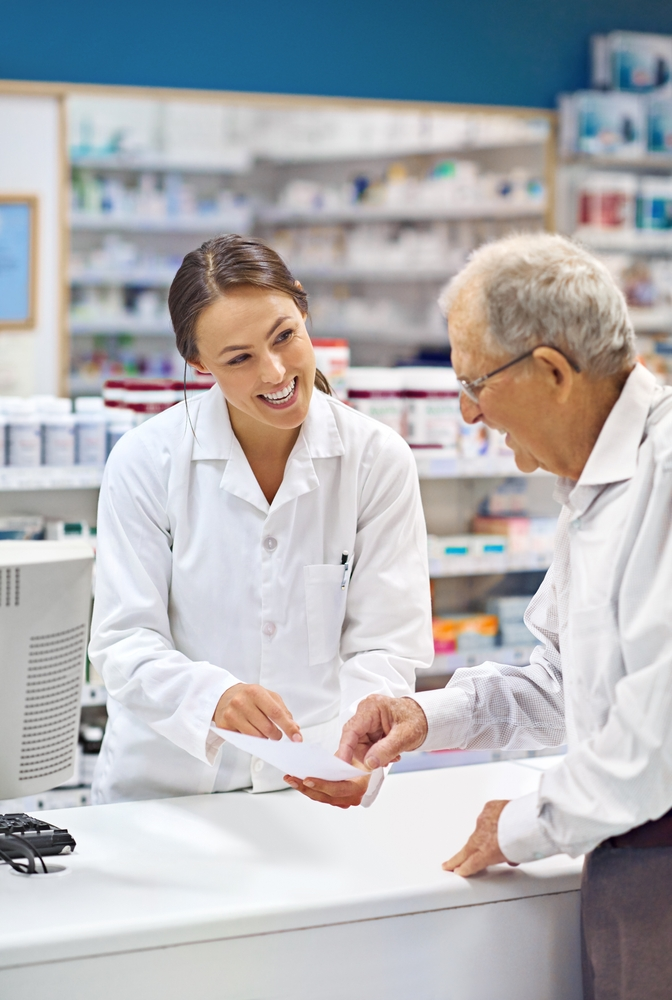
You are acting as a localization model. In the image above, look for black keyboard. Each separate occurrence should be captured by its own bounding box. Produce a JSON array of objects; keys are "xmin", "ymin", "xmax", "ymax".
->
[{"xmin": 0, "ymin": 813, "xmax": 76, "ymax": 858}]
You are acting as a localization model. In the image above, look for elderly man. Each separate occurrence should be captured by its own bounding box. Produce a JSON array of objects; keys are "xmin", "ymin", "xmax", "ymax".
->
[{"xmin": 290, "ymin": 233, "xmax": 672, "ymax": 1000}]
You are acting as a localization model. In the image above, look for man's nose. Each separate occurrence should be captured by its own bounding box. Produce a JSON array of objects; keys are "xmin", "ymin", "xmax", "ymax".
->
[{"xmin": 460, "ymin": 391, "xmax": 484, "ymax": 425}]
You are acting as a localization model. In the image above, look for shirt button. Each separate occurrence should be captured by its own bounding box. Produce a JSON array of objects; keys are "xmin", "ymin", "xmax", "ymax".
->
[
  {"xmin": 263, "ymin": 536, "xmax": 278, "ymax": 551},
  {"xmin": 253, "ymin": 760, "xmax": 264, "ymax": 774},
  {"xmin": 262, "ymin": 621, "xmax": 276, "ymax": 637}
]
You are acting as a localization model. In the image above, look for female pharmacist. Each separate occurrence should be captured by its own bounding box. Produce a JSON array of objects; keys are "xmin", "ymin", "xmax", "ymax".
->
[{"xmin": 89, "ymin": 235, "xmax": 433, "ymax": 806}]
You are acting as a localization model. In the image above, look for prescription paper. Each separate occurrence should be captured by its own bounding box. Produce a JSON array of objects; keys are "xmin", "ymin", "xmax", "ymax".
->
[{"xmin": 211, "ymin": 726, "xmax": 363, "ymax": 781}]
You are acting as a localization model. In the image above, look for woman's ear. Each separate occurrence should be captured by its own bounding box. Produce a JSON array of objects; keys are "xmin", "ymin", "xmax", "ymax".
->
[{"xmin": 189, "ymin": 360, "xmax": 211, "ymax": 376}]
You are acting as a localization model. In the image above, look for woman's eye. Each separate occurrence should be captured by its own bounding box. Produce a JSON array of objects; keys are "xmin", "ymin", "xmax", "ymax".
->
[
  {"xmin": 227, "ymin": 353, "xmax": 250, "ymax": 366},
  {"xmin": 275, "ymin": 329, "xmax": 293, "ymax": 345}
]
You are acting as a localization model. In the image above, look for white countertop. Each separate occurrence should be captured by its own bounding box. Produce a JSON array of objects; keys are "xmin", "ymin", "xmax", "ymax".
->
[{"xmin": 0, "ymin": 758, "xmax": 581, "ymax": 970}]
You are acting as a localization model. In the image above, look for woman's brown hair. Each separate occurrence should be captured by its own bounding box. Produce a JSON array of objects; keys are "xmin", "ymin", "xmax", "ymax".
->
[{"xmin": 168, "ymin": 234, "xmax": 332, "ymax": 395}]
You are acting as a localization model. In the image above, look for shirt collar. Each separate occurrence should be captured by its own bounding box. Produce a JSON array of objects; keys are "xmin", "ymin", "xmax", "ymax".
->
[
  {"xmin": 190, "ymin": 385, "xmax": 345, "ymax": 462},
  {"xmin": 575, "ymin": 363, "xmax": 657, "ymax": 489}
]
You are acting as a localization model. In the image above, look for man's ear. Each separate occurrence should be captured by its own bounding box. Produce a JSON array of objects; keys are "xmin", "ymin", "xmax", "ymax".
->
[{"xmin": 533, "ymin": 347, "xmax": 576, "ymax": 404}]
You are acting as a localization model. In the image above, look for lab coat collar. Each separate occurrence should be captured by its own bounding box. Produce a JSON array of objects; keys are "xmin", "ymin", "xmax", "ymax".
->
[
  {"xmin": 190, "ymin": 385, "xmax": 345, "ymax": 515},
  {"xmin": 268, "ymin": 390, "xmax": 345, "ymax": 513}
]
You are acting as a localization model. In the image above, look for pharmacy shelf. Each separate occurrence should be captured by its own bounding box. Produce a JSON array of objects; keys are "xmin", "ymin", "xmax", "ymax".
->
[
  {"xmin": 0, "ymin": 467, "xmax": 103, "ymax": 491},
  {"xmin": 294, "ymin": 266, "xmax": 454, "ymax": 283},
  {"xmin": 561, "ymin": 153, "xmax": 672, "ymax": 173},
  {"xmin": 70, "ymin": 212, "xmax": 252, "ymax": 233},
  {"xmin": 574, "ymin": 228, "xmax": 672, "ymax": 256},
  {"xmin": 71, "ymin": 152, "xmax": 251, "ymax": 174},
  {"xmin": 70, "ymin": 268, "xmax": 178, "ymax": 287},
  {"xmin": 70, "ymin": 266, "xmax": 452, "ymax": 287},
  {"xmin": 257, "ymin": 201, "xmax": 547, "ymax": 226},
  {"xmin": 311, "ymin": 326, "xmax": 442, "ymax": 344},
  {"xmin": 427, "ymin": 644, "xmax": 535, "ymax": 677},
  {"xmin": 429, "ymin": 552, "xmax": 551, "ymax": 578},
  {"xmin": 81, "ymin": 683, "xmax": 107, "ymax": 707},
  {"xmin": 413, "ymin": 449, "xmax": 553, "ymax": 479},
  {"xmin": 70, "ymin": 317, "xmax": 173, "ymax": 336},
  {"xmin": 265, "ymin": 131, "xmax": 549, "ymax": 166},
  {"xmin": 629, "ymin": 307, "xmax": 672, "ymax": 334}
]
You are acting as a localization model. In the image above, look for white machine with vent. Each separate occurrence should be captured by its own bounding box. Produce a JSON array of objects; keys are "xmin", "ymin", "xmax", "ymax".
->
[{"xmin": 0, "ymin": 541, "xmax": 94, "ymax": 799}]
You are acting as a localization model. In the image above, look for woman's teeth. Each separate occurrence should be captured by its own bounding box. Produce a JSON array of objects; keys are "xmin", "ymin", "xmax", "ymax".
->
[{"xmin": 261, "ymin": 378, "xmax": 296, "ymax": 404}]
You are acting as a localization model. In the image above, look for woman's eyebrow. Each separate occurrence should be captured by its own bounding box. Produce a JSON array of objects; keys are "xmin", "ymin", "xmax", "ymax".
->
[{"xmin": 217, "ymin": 316, "xmax": 292, "ymax": 357}]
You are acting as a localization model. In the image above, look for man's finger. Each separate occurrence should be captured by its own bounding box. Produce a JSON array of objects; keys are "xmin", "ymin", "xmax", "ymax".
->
[
  {"xmin": 453, "ymin": 850, "xmax": 490, "ymax": 877},
  {"xmin": 336, "ymin": 727, "xmax": 362, "ymax": 763},
  {"xmin": 337, "ymin": 705, "xmax": 382, "ymax": 762},
  {"xmin": 442, "ymin": 843, "xmax": 470, "ymax": 872},
  {"xmin": 362, "ymin": 729, "xmax": 411, "ymax": 769}
]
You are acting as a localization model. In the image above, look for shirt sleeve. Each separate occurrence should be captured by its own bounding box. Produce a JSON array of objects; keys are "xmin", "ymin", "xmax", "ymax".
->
[
  {"xmin": 413, "ymin": 562, "xmax": 566, "ymax": 753},
  {"xmin": 338, "ymin": 430, "xmax": 434, "ymax": 722},
  {"xmin": 88, "ymin": 430, "xmax": 239, "ymax": 765}
]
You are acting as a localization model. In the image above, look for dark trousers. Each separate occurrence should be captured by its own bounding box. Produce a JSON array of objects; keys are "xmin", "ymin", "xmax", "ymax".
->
[{"xmin": 581, "ymin": 843, "xmax": 672, "ymax": 1000}]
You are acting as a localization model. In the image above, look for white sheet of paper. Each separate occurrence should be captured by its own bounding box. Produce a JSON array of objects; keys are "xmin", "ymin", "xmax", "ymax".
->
[{"xmin": 211, "ymin": 726, "xmax": 363, "ymax": 782}]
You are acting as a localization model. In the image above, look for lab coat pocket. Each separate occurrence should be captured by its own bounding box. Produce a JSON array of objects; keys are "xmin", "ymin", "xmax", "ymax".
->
[{"xmin": 304, "ymin": 564, "xmax": 347, "ymax": 666}]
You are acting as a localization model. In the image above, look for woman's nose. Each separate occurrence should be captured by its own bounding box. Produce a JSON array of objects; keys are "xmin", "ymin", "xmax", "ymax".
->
[{"xmin": 260, "ymin": 352, "xmax": 286, "ymax": 384}]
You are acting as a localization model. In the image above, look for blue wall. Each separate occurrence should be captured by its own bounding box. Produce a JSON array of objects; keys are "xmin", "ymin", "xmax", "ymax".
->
[{"xmin": 2, "ymin": 0, "xmax": 672, "ymax": 109}]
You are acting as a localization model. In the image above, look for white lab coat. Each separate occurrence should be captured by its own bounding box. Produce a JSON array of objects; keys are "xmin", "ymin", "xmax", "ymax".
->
[{"xmin": 90, "ymin": 386, "xmax": 433, "ymax": 803}]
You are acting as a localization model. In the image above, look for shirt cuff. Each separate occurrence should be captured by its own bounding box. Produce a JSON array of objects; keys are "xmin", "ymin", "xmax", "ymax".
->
[
  {"xmin": 411, "ymin": 687, "xmax": 471, "ymax": 751},
  {"xmin": 498, "ymin": 791, "xmax": 559, "ymax": 864}
]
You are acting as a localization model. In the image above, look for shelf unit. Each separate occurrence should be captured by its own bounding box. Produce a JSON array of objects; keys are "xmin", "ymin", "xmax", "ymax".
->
[
  {"xmin": 0, "ymin": 466, "xmax": 103, "ymax": 490},
  {"xmin": 556, "ymin": 151, "xmax": 672, "ymax": 347},
  {"xmin": 71, "ymin": 211, "xmax": 252, "ymax": 233},
  {"xmin": 66, "ymin": 94, "xmax": 552, "ymax": 380},
  {"xmin": 426, "ymin": 644, "xmax": 535, "ymax": 677},
  {"xmin": 429, "ymin": 552, "xmax": 552, "ymax": 579},
  {"xmin": 256, "ymin": 201, "xmax": 546, "ymax": 226}
]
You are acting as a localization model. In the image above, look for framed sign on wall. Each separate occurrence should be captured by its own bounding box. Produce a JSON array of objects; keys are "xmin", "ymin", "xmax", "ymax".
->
[{"xmin": 0, "ymin": 196, "xmax": 38, "ymax": 329}]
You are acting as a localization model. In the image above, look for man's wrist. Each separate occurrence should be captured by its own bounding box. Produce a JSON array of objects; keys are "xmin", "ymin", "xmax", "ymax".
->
[
  {"xmin": 497, "ymin": 792, "xmax": 558, "ymax": 864},
  {"xmin": 401, "ymin": 696, "xmax": 429, "ymax": 749},
  {"xmin": 411, "ymin": 686, "xmax": 471, "ymax": 751}
]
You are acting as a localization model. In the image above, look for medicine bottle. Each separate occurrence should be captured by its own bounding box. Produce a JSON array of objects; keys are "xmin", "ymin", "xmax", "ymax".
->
[
  {"xmin": 74, "ymin": 397, "xmax": 108, "ymax": 467},
  {"xmin": 403, "ymin": 366, "xmax": 460, "ymax": 452},
  {"xmin": 5, "ymin": 399, "xmax": 42, "ymax": 467},
  {"xmin": 40, "ymin": 398, "xmax": 76, "ymax": 467},
  {"xmin": 347, "ymin": 368, "xmax": 405, "ymax": 436},
  {"xmin": 106, "ymin": 409, "xmax": 135, "ymax": 456}
]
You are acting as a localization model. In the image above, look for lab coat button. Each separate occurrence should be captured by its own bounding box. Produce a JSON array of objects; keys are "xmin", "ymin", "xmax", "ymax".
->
[
  {"xmin": 262, "ymin": 621, "xmax": 276, "ymax": 637},
  {"xmin": 253, "ymin": 760, "xmax": 264, "ymax": 773},
  {"xmin": 263, "ymin": 536, "xmax": 278, "ymax": 551}
]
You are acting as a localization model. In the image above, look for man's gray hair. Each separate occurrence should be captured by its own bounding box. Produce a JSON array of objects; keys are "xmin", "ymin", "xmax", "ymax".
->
[{"xmin": 438, "ymin": 233, "xmax": 636, "ymax": 378}]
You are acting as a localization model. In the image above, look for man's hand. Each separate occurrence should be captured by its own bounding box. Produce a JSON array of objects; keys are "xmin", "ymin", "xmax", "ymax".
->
[
  {"xmin": 213, "ymin": 683, "xmax": 302, "ymax": 742},
  {"xmin": 283, "ymin": 773, "xmax": 370, "ymax": 808},
  {"xmin": 442, "ymin": 800, "xmax": 512, "ymax": 877},
  {"xmin": 337, "ymin": 694, "xmax": 428, "ymax": 770}
]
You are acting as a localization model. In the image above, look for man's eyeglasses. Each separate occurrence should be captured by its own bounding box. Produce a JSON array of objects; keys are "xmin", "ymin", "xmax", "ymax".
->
[{"xmin": 457, "ymin": 345, "xmax": 581, "ymax": 404}]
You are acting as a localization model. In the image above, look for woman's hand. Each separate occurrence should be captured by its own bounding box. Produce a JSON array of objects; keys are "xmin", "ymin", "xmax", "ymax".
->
[
  {"xmin": 213, "ymin": 683, "xmax": 302, "ymax": 741},
  {"xmin": 283, "ymin": 773, "xmax": 371, "ymax": 808}
]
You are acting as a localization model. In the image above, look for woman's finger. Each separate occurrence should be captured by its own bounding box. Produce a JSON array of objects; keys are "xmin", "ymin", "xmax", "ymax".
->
[
  {"xmin": 258, "ymin": 690, "xmax": 302, "ymax": 741},
  {"xmin": 227, "ymin": 701, "xmax": 283, "ymax": 740}
]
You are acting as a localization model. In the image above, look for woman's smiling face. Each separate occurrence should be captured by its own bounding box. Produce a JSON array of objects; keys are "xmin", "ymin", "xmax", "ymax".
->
[{"xmin": 191, "ymin": 285, "xmax": 316, "ymax": 430}]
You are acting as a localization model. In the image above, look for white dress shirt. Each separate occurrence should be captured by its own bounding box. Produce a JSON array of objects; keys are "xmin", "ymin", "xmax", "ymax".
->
[
  {"xmin": 415, "ymin": 363, "xmax": 672, "ymax": 862},
  {"xmin": 90, "ymin": 386, "xmax": 433, "ymax": 804}
]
